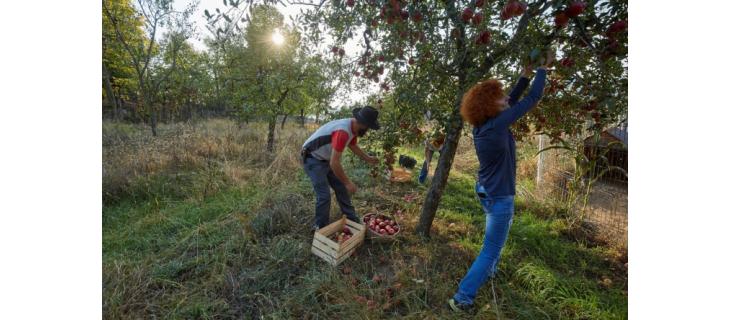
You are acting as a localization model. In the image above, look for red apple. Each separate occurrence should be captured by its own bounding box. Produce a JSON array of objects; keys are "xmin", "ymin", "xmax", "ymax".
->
[
  {"xmin": 554, "ymin": 11, "xmax": 569, "ymax": 28},
  {"xmin": 607, "ymin": 20, "xmax": 628, "ymax": 37},
  {"xmin": 346, "ymin": 0, "xmax": 354, "ymax": 7},
  {"xmin": 476, "ymin": 0, "xmax": 484, "ymax": 7},
  {"xmin": 475, "ymin": 30, "xmax": 491, "ymax": 45},
  {"xmin": 372, "ymin": 274, "xmax": 382, "ymax": 283},
  {"xmin": 371, "ymin": 19, "xmax": 379, "ymax": 27},
  {"xmin": 461, "ymin": 8, "xmax": 474, "ymax": 23},
  {"xmin": 505, "ymin": 1, "xmax": 521, "ymax": 16},
  {"xmin": 500, "ymin": 8, "xmax": 510, "ymax": 20},
  {"xmin": 408, "ymin": 57, "xmax": 415, "ymax": 65},
  {"xmin": 331, "ymin": 46, "xmax": 339, "ymax": 53},
  {"xmin": 343, "ymin": 226, "xmax": 352, "ymax": 235},
  {"xmin": 517, "ymin": 1, "xmax": 527, "ymax": 15},
  {"xmin": 560, "ymin": 57, "xmax": 575, "ymax": 67},
  {"xmin": 566, "ymin": 1, "xmax": 586, "ymax": 18},
  {"xmin": 400, "ymin": 10, "xmax": 409, "ymax": 20},
  {"xmin": 338, "ymin": 48, "xmax": 345, "ymax": 56},
  {"xmin": 412, "ymin": 11, "xmax": 423, "ymax": 23},
  {"xmin": 472, "ymin": 12, "xmax": 483, "ymax": 25}
]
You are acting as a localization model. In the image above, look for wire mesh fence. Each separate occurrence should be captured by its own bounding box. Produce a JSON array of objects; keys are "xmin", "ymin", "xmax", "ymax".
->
[{"xmin": 529, "ymin": 134, "xmax": 628, "ymax": 247}]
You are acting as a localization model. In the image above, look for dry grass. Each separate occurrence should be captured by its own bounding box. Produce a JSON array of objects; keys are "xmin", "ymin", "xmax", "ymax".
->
[{"xmin": 102, "ymin": 119, "xmax": 308, "ymax": 204}]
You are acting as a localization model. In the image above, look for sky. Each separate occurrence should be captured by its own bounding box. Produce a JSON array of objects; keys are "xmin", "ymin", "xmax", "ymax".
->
[{"xmin": 172, "ymin": 0, "xmax": 375, "ymax": 108}]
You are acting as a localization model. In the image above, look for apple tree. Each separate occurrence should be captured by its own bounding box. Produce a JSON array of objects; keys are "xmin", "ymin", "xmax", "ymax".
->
[{"xmin": 294, "ymin": 0, "xmax": 627, "ymax": 237}]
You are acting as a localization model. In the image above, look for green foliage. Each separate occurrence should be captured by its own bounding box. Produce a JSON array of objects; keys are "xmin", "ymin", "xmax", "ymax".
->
[
  {"xmin": 293, "ymin": 0, "xmax": 627, "ymax": 146},
  {"xmin": 102, "ymin": 0, "xmax": 147, "ymax": 102}
]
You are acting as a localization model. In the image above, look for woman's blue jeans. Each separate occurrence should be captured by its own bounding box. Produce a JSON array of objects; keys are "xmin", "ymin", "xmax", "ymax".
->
[{"xmin": 453, "ymin": 183, "xmax": 515, "ymax": 305}]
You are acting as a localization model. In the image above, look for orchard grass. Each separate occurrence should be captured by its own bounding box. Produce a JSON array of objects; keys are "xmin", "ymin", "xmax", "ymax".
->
[{"xmin": 103, "ymin": 119, "xmax": 627, "ymax": 319}]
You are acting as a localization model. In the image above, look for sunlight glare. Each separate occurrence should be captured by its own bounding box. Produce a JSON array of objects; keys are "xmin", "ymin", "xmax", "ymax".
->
[{"xmin": 272, "ymin": 30, "xmax": 285, "ymax": 46}]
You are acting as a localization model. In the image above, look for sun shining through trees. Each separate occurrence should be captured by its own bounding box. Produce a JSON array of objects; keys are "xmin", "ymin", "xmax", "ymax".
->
[{"xmin": 271, "ymin": 29, "xmax": 284, "ymax": 46}]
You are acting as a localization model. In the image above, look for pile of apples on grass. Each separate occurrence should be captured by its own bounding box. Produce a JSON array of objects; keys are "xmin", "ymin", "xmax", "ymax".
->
[{"xmin": 364, "ymin": 214, "xmax": 400, "ymax": 236}]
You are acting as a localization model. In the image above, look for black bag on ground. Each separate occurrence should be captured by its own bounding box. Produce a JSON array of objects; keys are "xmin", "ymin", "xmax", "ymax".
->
[{"xmin": 398, "ymin": 155, "xmax": 417, "ymax": 169}]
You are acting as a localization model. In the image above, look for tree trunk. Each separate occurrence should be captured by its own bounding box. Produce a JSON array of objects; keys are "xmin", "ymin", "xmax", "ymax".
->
[
  {"xmin": 102, "ymin": 62, "xmax": 119, "ymax": 120},
  {"xmin": 150, "ymin": 107, "xmax": 158, "ymax": 137},
  {"xmin": 280, "ymin": 113, "xmax": 289, "ymax": 129},
  {"xmin": 266, "ymin": 116, "xmax": 276, "ymax": 153},
  {"xmin": 300, "ymin": 108, "xmax": 305, "ymax": 127},
  {"xmin": 415, "ymin": 98, "xmax": 465, "ymax": 237},
  {"xmin": 416, "ymin": 62, "xmax": 470, "ymax": 237}
]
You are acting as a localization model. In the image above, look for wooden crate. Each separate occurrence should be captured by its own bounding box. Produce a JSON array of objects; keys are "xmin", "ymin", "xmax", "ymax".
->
[
  {"xmin": 311, "ymin": 217, "xmax": 366, "ymax": 266},
  {"xmin": 389, "ymin": 167, "xmax": 412, "ymax": 183}
]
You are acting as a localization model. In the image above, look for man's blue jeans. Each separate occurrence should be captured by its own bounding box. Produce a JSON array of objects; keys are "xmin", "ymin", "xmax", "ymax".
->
[
  {"xmin": 453, "ymin": 183, "xmax": 515, "ymax": 305},
  {"xmin": 303, "ymin": 156, "xmax": 359, "ymax": 228}
]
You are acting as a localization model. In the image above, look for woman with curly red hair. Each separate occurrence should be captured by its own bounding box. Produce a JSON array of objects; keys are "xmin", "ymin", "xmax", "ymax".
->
[{"xmin": 449, "ymin": 52, "xmax": 554, "ymax": 313}]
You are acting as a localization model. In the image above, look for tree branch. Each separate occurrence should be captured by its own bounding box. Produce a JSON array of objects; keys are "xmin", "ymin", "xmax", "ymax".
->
[{"xmin": 480, "ymin": 0, "xmax": 551, "ymax": 74}]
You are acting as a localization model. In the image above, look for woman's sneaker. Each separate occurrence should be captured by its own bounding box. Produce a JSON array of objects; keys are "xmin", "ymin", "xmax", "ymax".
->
[{"xmin": 448, "ymin": 298, "xmax": 474, "ymax": 314}]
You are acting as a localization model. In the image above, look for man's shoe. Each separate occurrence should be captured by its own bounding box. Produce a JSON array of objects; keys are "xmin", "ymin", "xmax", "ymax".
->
[{"xmin": 448, "ymin": 298, "xmax": 474, "ymax": 314}]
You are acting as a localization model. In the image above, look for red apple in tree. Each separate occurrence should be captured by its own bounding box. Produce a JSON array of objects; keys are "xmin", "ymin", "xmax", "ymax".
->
[
  {"xmin": 516, "ymin": 1, "xmax": 527, "ymax": 15},
  {"xmin": 408, "ymin": 57, "xmax": 415, "ymax": 65},
  {"xmin": 607, "ymin": 20, "xmax": 628, "ymax": 38},
  {"xmin": 461, "ymin": 8, "xmax": 474, "ymax": 23},
  {"xmin": 346, "ymin": 0, "xmax": 354, "ymax": 7},
  {"xmin": 378, "ymin": 55, "xmax": 385, "ymax": 62},
  {"xmin": 505, "ymin": 0, "xmax": 522, "ymax": 17},
  {"xmin": 475, "ymin": 30, "xmax": 491, "ymax": 45},
  {"xmin": 554, "ymin": 11, "xmax": 569, "ymax": 28},
  {"xmin": 560, "ymin": 57, "xmax": 575, "ymax": 67},
  {"xmin": 566, "ymin": 1, "xmax": 586, "ymax": 18},
  {"xmin": 476, "ymin": 0, "xmax": 484, "ymax": 7},
  {"xmin": 412, "ymin": 11, "xmax": 423, "ymax": 23},
  {"xmin": 500, "ymin": 8, "xmax": 510, "ymax": 20},
  {"xmin": 472, "ymin": 12, "xmax": 483, "ymax": 25},
  {"xmin": 371, "ymin": 19, "xmax": 379, "ymax": 27},
  {"xmin": 338, "ymin": 48, "xmax": 345, "ymax": 56},
  {"xmin": 331, "ymin": 46, "xmax": 339, "ymax": 53},
  {"xmin": 400, "ymin": 10, "xmax": 409, "ymax": 20}
]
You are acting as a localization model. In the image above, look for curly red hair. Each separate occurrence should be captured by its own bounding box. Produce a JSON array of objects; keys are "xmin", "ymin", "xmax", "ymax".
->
[{"xmin": 460, "ymin": 79, "xmax": 505, "ymax": 127}]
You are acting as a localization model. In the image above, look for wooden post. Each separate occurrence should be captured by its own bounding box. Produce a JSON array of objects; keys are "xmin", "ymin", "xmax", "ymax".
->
[{"xmin": 537, "ymin": 134, "xmax": 546, "ymax": 187}]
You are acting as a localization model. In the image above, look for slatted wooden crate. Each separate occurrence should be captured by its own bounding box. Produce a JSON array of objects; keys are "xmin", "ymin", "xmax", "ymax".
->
[
  {"xmin": 311, "ymin": 217, "xmax": 366, "ymax": 266},
  {"xmin": 389, "ymin": 167, "xmax": 412, "ymax": 183}
]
